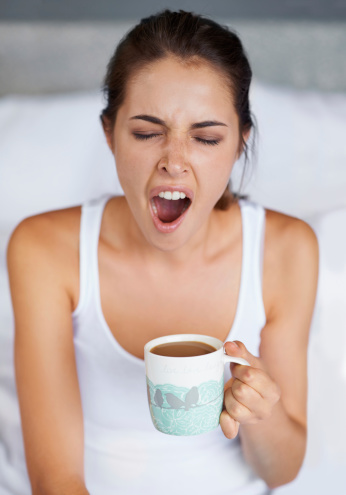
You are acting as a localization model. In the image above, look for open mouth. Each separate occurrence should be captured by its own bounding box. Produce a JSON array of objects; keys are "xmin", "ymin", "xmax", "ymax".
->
[
  {"xmin": 150, "ymin": 189, "xmax": 192, "ymax": 232},
  {"xmin": 151, "ymin": 191, "xmax": 191, "ymax": 223}
]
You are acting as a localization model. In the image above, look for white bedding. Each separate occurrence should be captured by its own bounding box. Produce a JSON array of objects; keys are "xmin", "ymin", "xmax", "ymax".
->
[{"xmin": 1, "ymin": 81, "xmax": 346, "ymax": 494}]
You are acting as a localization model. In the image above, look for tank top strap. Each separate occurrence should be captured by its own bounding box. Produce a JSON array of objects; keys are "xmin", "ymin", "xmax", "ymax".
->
[
  {"xmin": 72, "ymin": 195, "xmax": 112, "ymax": 318},
  {"xmin": 239, "ymin": 199, "xmax": 266, "ymax": 308},
  {"xmin": 227, "ymin": 199, "xmax": 266, "ymax": 356}
]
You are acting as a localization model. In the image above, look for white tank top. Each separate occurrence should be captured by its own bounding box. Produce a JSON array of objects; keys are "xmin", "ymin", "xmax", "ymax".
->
[{"xmin": 72, "ymin": 195, "xmax": 269, "ymax": 495}]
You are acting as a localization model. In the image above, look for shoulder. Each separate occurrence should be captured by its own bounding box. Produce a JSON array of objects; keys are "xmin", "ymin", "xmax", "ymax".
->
[
  {"xmin": 8, "ymin": 206, "xmax": 81, "ymax": 261},
  {"xmin": 7, "ymin": 207, "xmax": 81, "ymax": 306},
  {"xmin": 265, "ymin": 209, "xmax": 318, "ymax": 263},
  {"xmin": 265, "ymin": 209, "xmax": 318, "ymax": 259},
  {"xmin": 263, "ymin": 209, "xmax": 319, "ymax": 318}
]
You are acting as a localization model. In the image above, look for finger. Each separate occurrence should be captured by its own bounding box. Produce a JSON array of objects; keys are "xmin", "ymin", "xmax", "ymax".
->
[
  {"xmin": 224, "ymin": 340, "xmax": 261, "ymax": 369},
  {"xmin": 231, "ymin": 378, "xmax": 272, "ymax": 421},
  {"xmin": 224, "ymin": 384, "xmax": 253, "ymax": 423},
  {"xmin": 232, "ymin": 375, "xmax": 262, "ymax": 404},
  {"xmin": 232, "ymin": 365, "xmax": 281, "ymax": 403},
  {"xmin": 224, "ymin": 376, "xmax": 234, "ymax": 392},
  {"xmin": 219, "ymin": 410, "xmax": 240, "ymax": 439},
  {"xmin": 225, "ymin": 340, "xmax": 281, "ymax": 405}
]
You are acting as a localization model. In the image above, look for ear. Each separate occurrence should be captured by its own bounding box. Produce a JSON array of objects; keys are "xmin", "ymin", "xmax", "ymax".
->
[
  {"xmin": 236, "ymin": 127, "xmax": 251, "ymax": 160},
  {"xmin": 243, "ymin": 127, "xmax": 251, "ymax": 144},
  {"xmin": 101, "ymin": 115, "xmax": 115, "ymax": 153}
]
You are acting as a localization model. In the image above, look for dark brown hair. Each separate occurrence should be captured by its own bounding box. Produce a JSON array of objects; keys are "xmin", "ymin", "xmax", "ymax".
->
[{"xmin": 101, "ymin": 9, "xmax": 255, "ymax": 209}]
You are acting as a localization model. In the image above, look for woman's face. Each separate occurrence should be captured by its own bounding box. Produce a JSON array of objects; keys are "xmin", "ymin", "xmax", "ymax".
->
[{"xmin": 107, "ymin": 56, "xmax": 244, "ymax": 252}]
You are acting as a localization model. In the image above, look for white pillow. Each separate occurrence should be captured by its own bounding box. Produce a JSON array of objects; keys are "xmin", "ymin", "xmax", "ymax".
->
[
  {"xmin": 273, "ymin": 207, "xmax": 346, "ymax": 494},
  {"xmin": 1, "ymin": 83, "xmax": 346, "ymax": 228},
  {"xmin": 1, "ymin": 85, "xmax": 346, "ymax": 492},
  {"xmin": 233, "ymin": 81, "xmax": 346, "ymax": 219},
  {"xmin": 0, "ymin": 91, "xmax": 122, "ymax": 229}
]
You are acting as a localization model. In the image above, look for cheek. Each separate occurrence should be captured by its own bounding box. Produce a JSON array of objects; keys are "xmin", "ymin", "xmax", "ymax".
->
[
  {"xmin": 116, "ymin": 161, "xmax": 140, "ymax": 196},
  {"xmin": 199, "ymin": 152, "xmax": 235, "ymax": 194},
  {"xmin": 114, "ymin": 148, "xmax": 153, "ymax": 203},
  {"xmin": 114, "ymin": 139, "xmax": 140, "ymax": 181}
]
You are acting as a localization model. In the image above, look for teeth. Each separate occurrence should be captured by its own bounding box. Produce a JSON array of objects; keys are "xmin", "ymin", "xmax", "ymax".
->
[
  {"xmin": 157, "ymin": 191, "xmax": 187, "ymax": 200},
  {"xmin": 151, "ymin": 198, "xmax": 158, "ymax": 215}
]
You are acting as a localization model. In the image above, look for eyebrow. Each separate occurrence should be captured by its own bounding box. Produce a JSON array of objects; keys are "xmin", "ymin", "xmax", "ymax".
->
[{"xmin": 130, "ymin": 114, "xmax": 227, "ymax": 129}]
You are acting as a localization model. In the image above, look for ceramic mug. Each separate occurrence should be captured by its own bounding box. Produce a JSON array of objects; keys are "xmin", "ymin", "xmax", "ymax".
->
[{"xmin": 144, "ymin": 334, "xmax": 250, "ymax": 436}]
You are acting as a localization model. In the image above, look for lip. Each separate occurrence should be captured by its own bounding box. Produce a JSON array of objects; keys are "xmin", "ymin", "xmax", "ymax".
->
[{"xmin": 149, "ymin": 185, "xmax": 193, "ymax": 234}]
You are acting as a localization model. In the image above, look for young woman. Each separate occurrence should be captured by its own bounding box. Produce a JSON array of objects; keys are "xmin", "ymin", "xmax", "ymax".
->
[{"xmin": 7, "ymin": 10, "xmax": 318, "ymax": 495}]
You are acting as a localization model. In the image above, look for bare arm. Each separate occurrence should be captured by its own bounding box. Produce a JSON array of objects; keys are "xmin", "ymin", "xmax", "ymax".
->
[
  {"xmin": 220, "ymin": 214, "xmax": 319, "ymax": 488},
  {"xmin": 7, "ymin": 212, "xmax": 90, "ymax": 495}
]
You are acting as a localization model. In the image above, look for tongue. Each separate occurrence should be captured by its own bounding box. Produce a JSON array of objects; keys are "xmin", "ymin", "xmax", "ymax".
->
[{"xmin": 153, "ymin": 197, "xmax": 189, "ymax": 223}]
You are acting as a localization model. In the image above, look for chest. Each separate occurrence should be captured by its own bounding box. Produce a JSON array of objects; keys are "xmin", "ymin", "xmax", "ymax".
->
[{"xmin": 98, "ymin": 249, "xmax": 242, "ymax": 360}]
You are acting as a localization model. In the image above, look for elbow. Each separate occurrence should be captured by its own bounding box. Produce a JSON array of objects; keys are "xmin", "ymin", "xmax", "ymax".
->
[
  {"xmin": 267, "ymin": 426, "xmax": 307, "ymax": 489},
  {"xmin": 267, "ymin": 478, "xmax": 296, "ymax": 491},
  {"xmin": 265, "ymin": 465, "xmax": 302, "ymax": 490},
  {"xmin": 32, "ymin": 474, "xmax": 88, "ymax": 495}
]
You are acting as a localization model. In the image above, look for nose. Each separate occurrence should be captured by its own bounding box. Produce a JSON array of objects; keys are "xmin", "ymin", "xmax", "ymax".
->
[{"xmin": 158, "ymin": 137, "xmax": 189, "ymax": 177}]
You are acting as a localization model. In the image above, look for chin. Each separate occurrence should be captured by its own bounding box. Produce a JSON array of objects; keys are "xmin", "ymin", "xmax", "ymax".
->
[{"xmin": 145, "ymin": 229, "xmax": 191, "ymax": 253}]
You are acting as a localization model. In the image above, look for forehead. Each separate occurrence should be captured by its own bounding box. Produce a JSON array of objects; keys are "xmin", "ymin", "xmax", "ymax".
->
[{"xmin": 119, "ymin": 56, "xmax": 236, "ymax": 125}]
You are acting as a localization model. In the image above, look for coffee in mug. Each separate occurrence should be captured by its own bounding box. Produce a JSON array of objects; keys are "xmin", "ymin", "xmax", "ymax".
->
[{"xmin": 150, "ymin": 341, "xmax": 217, "ymax": 357}]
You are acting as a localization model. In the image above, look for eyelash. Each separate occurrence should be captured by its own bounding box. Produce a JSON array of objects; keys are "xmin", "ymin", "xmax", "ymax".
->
[
  {"xmin": 133, "ymin": 133, "xmax": 220, "ymax": 146},
  {"xmin": 195, "ymin": 137, "xmax": 220, "ymax": 146}
]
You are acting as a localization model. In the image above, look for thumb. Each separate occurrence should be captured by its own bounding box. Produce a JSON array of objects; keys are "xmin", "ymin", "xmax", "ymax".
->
[{"xmin": 224, "ymin": 340, "xmax": 260, "ymax": 368}]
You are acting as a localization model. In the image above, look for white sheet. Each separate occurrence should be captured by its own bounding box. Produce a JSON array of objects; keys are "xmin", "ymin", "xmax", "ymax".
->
[
  {"xmin": 1, "ymin": 82, "xmax": 346, "ymax": 494},
  {"xmin": 273, "ymin": 209, "xmax": 346, "ymax": 494}
]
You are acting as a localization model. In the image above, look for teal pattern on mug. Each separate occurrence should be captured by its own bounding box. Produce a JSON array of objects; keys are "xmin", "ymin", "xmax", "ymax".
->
[{"xmin": 146, "ymin": 377, "xmax": 224, "ymax": 435}]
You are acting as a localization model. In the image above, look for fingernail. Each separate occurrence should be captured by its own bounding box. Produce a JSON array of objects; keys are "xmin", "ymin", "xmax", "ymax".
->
[{"xmin": 231, "ymin": 341, "xmax": 240, "ymax": 349}]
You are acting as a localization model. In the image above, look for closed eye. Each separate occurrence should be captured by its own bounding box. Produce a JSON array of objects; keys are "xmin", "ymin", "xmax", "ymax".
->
[
  {"xmin": 133, "ymin": 133, "xmax": 161, "ymax": 141},
  {"xmin": 194, "ymin": 137, "xmax": 220, "ymax": 146},
  {"xmin": 133, "ymin": 133, "xmax": 220, "ymax": 146}
]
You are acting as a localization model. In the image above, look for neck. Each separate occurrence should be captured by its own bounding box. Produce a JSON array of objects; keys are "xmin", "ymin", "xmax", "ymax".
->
[
  {"xmin": 132, "ymin": 213, "xmax": 215, "ymax": 268},
  {"xmin": 107, "ymin": 196, "xmax": 238, "ymax": 268}
]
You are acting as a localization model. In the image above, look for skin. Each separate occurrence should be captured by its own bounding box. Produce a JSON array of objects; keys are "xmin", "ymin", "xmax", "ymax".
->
[
  {"xmin": 109, "ymin": 57, "xmax": 242, "ymax": 255},
  {"xmin": 7, "ymin": 56, "xmax": 318, "ymax": 494}
]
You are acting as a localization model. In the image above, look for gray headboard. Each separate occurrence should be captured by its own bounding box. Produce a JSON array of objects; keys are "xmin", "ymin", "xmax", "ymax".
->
[{"xmin": 1, "ymin": 19, "xmax": 346, "ymax": 96}]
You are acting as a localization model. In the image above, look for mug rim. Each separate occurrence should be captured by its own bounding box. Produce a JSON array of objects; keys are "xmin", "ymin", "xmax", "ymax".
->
[{"xmin": 144, "ymin": 333, "xmax": 223, "ymax": 358}]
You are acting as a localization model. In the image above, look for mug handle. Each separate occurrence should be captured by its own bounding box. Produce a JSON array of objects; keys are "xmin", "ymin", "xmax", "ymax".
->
[{"xmin": 223, "ymin": 353, "xmax": 250, "ymax": 367}]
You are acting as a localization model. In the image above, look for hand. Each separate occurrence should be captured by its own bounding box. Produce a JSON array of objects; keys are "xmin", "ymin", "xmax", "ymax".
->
[{"xmin": 220, "ymin": 341, "xmax": 281, "ymax": 439}]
